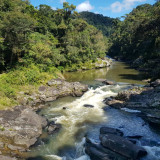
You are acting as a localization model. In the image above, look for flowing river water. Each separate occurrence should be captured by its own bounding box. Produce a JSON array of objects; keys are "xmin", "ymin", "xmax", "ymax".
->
[{"xmin": 27, "ymin": 61, "xmax": 160, "ymax": 160}]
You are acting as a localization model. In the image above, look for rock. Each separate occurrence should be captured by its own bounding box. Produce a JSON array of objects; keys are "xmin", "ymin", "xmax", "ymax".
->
[
  {"xmin": 72, "ymin": 82, "xmax": 88, "ymax": 97},
  {"xmin": 105, "ymin": 99, "xmax": 124, "ymax": 109},
  {"xmin": 102, "ymin": 80, "xmax": 115, "ymax": 85},
  {"xmin": 0, "ymin": 106, "xmax": 47, "ymax": 157},
  {"xmin": 0, "ymin": 142, "xmax": 4, "ymax": 149},
  {"xmin": 100, "ymin": 134, "xmax": 147, "ymax": 159},
  {"xmin": 47, "ymin": 78, "xmax": 64, "ymax": 86},
  {"xmin": 141, "ymin": 110, "xmax": 160, "ymax": 126},
  {"xmin": 115, "ymin": 91, "xmax": 131, "ymax": 101},
  {"xmin": 83, "ymin": 104, "xmax": 94, "ymax": 108},
  {"xmin": 47, "ymin": 121, "xmax": 61, "ymax": 134},
  {"xmin": 126, "ymin": 135, "xmax": 143, "ymax": 139},
  {"xmin": 38, "ymin": 86, "xmax": 46, "ymax": 92},
  {"xmin": 8, "ymin": 144, "xmax": 25, "ymax": 152},
  {"xmin": 85, "ymin": 138, "xmax": 128, "ymax": 160},
  {"xmin": 150, "ymin": 79, "xmax": 160, "ymax": 87},
  {"xmin": 21, "ymin": 79, "xmax": 88, "ymax": 106},
  {"xmin": 100, "ymin": 127, "xmax": 123, "ymax": 136},
  {"xmin": 0, "ymin": 155, "xmax": 17, "ymax": 160},
  {"xmin": 95, "ymin": 58, "xmax": 112, "ymax": 69}
]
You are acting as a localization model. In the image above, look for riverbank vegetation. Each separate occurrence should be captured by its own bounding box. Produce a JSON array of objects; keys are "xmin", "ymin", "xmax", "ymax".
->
[
  {"xmin": 0, "ymin": 0, "xmax": 108, "ymax": 109},
  {"xmin": 80, "ymin": 2, "xmax": 160, "ymax": 79},
  {"xmin": 108, "ymin": 2, "xmax": 160, "ymax": 79},
  {"xmin": 0, "ymin": 0, "xmax": 160, "ymax": 109}
]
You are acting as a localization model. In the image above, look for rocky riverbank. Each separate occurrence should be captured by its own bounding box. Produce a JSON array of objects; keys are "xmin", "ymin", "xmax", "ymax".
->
[
  {"xmin": 65, "ymin": 57, "xmax": 112, "ymax": 72},
  {"xmin": 84, "ymin": 79, "xmax": 160, "ymax": 160},
  {"xmin": 0, "ymin": 79, "xmax": 88, "ymax": 159},
  {"xmin": 85, "ymin": 127, "xmax": 147, "ymax": 160},
  {"xmin": 17, "ymin": 78, "xmax": 88, "ymax": 109},
  {"xmin": 104, "ymin": 79, "xmax": 160, "ymax": 127}
]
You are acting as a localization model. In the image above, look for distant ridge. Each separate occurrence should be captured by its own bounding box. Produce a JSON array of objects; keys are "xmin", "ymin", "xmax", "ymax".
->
[{"xmin": 80, "ymin": 11, "xmax": 116, "ymax": 36}]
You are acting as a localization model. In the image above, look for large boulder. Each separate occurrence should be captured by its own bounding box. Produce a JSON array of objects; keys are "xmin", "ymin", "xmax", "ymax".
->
[
  {"xmin": 0, "ymin": 106, "xmax": 47, "ymax": 157},
  {"xmin": 100, "ymin": 134, "xmax": 147, "ymax": 160},
  {"xmin": 85, "ymin": 138, "xmax": 128, "ymax": 160},
  {"xmin": 20, "ymin": 79, "xmax": 88, "ymax": 107},
  {"xmin": 95, "ymin": 58, "xmax": 112, "ymax": 69}
]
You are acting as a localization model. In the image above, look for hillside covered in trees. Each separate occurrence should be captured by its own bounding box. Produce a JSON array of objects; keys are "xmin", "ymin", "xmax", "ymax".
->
[
  {"xmin": 109, "ymin": 2, "xmax": 160, "ymax": 79},
  {"xmin": 80, "ymin": 11, "xmax": 116, "ymax": 37},
  {"xmin": 0, "ymin": 0, "xmax": 108, "ymax": 109},
  {"xmin": 0, "ymin": 0, "xmax": 108, "ymax": 71}
]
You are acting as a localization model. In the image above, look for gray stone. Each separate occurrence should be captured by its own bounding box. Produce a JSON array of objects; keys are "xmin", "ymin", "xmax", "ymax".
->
[
  {"xmin": 100, "ymin": 127, "xmax": 123, "ymax": 136},
  {"xmin": 102, "ymin": 80, "xmax": 115, "ymax": 85},
  {"xmin": 83, "ymin": 104, "xmax": 94, "ymax": 108},
  {"xmin": 0, "ymin": 155, "xmax": 17, "ymax": 160},
  {"xmin": 0, "ymin": 106, "xmax": 47, "ymax": 156},
  {"xmin": 100, "ymin": 134, "xmax": 147, "ymax": 159}
]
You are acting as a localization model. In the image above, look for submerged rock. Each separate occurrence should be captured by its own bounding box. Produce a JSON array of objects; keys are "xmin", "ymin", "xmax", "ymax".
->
[
  {"xmin": 100, "ymin": 127, "xmax": 123, "ymax": 136},
  {"xmin": 83, "ymin": 104, "xmax": 94, "ymax": 108},
  {"xmin": 102, "ymin": 80, "xmax": 115, "ymax": 85},
  {"xmin": 47, "ymin": 121, "xmax": 61, "ymax": 134}
]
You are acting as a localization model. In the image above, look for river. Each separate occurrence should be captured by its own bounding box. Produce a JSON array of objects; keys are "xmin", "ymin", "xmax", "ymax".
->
[{"xmin": 26, "ymin": 61, "xmax": 160, "ymax": 160}]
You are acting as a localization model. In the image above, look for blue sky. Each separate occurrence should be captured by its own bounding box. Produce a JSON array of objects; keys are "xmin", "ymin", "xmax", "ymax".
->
[{"xmin": 30, "ymin": 0, "xmax": 155, "ymax": 18}]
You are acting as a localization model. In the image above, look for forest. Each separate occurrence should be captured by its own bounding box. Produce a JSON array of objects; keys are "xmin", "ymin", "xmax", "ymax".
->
[
  {"xmin": 109, "ymin": 2, "xmax": 160, "ymax": 79},
  {"xmin": 80, "ymin": 3, "xmax": 160, "ymax": 79},
  {"xmin": 0, "ymin": 0, "xmax": 108, "ymax": 109},
  {"xmin": 0, "ymin": 0, "xmax": 160, "ymax": 109}
]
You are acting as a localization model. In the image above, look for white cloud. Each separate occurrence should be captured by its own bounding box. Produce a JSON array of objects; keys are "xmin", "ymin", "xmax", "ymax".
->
[
  {"xmin": 111, "ymin": 0, "xmax": 146, "ymax": 13},
  {"xmin": 77, "ymin": 1, "xmax": 94, "ymax": 12},
  {"xmin": 60, "ymin": 0, "xmax": 66, "ymax": 4},
  {"xmin": 51, "ymin": 7, "xmax": 56, "ymax": 10}
]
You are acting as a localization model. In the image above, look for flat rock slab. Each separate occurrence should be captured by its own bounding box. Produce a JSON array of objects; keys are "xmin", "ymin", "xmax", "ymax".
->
[
  {"xmin": 100, "ymin": 127, "xmax": 123, "ymax": 136},
  {"xmin": 20, "ymin": 79, "xmax": 88, "ymax": 107},
  {"xmin": 100, "ymin": 134, "xmax": 147, "ymax": 159}
]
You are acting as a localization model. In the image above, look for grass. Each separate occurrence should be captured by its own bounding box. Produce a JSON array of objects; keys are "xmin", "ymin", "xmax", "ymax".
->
[{"xmin": 0, "ymin": 64, "xmax": 62, "ymax": 110}]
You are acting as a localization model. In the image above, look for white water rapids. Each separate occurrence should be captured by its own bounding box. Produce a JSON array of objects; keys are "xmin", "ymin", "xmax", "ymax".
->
[
  {"xmin": 27, "ymin": 84, "xmax": 160, "ymax": 160},
  {"xmin": 46, "ymin": 85, "xmax": 118, "ymax": 155}
]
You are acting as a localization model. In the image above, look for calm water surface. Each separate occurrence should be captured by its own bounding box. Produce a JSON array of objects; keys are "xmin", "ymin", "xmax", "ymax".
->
[{"xmin": 63, "ymin": 61, "xmax": 146, "ymax": 85}]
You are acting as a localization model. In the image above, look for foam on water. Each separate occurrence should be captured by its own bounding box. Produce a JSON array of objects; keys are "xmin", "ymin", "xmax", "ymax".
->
[
  {"xmin": 44, "ymin": 85, "xmax": 117, "ymax": 154},
  {"xmin": 143, "ymin": 146, "xmax": 160, "ymax": 160}
]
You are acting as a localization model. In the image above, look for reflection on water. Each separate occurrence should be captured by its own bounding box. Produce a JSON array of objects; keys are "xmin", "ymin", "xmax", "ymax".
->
[{"xmin": 64, "ymin": 61, "xmax": 146, "ymax": 85}]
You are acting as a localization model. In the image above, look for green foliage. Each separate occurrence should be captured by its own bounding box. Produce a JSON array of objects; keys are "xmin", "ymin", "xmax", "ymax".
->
[
  {"xmin": 80, "ymin": 11, "xmax": 116, "ymax": 36},
  {"xmin": 109, "ymin": 2, "xmax": 160, "ymax": 78},
  {"xmin": 26, "ymin": 32, "xmax": 66, "ymax": 66},
  {"xmin": 0, "ymin": 0, "xmax": 107, "ymax": 71},
  {"xmin": 0, "ymin": 64, "xmax": 59, "ymax": 109},
  {"xmin": 0, "ymin": 0, "xmax": 108, "ymax": 109}
]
